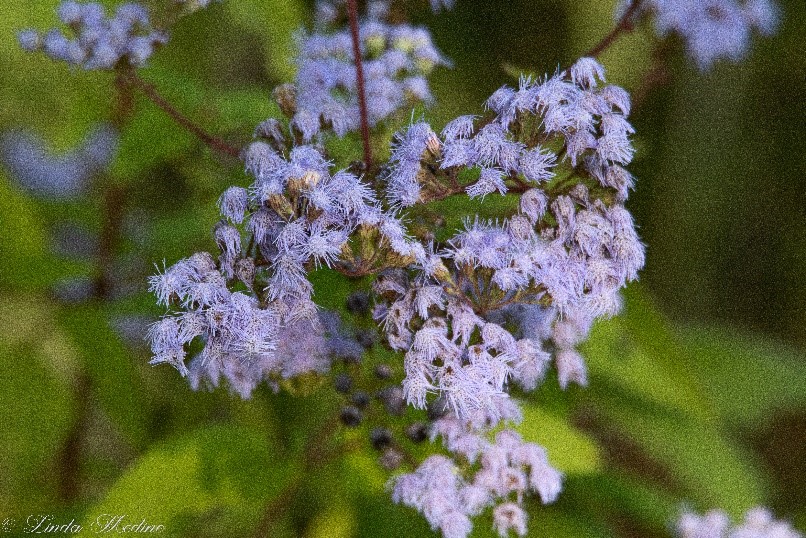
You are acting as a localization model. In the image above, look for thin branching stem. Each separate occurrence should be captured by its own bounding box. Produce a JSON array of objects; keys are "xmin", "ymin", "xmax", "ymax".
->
[
  {"xmin": 57, "ymin": 78, "xmax": 135, "ymax": 504},
  {"xmin": 346, "ymin": 0, "xmax": 373, "ymax": 170},
  {"xmin": 584, "ymin": 0, "xmax": 643, "ymax": 59},
  {"xmin": 56, "ymin": 372, "xmax": 90, "ymax": 504},
  {"xmin": 121, "ymin": 70, "xmax": 241, "ymax": 159}
]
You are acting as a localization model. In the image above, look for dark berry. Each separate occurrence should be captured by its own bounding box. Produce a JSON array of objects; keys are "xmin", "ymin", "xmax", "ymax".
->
[
  {"xmin": 405, "ymin": 422, "xmax": 428, "ymax": 443},
  {"xmin": 427, "ymin": 397, "xmax": 448, "ymax": 421},
  {"xmin": 379, "ymin": 448, "xmax": 404, "ymax": 471},
  {"xmin": 374, "ymin": 364, "xmax": 393, "ymax": 380},
  {"xmin": 340, "ymin": 406, "xmax": 362, "ymax": 427},
  {"xmin": 352, "ymin": 390, "xmax": 370, "ymax": 408},
  {"xmin": 331, "ymin": 339, "xmax": 363, "ymax": 365},
  {"xmin": 356, "ymin": 329, "xmax": 377, "ymax": 349},
  {"xmin": 346, "ymin": 291, "xmax": 370, "ymax": 316},
  {"xmin": 370, "ymin": 427, "xmax": 393, "ymax": 450},
  {"xmin": 334, "ymin": 373, "xmax": 352, "ymax": 394}
]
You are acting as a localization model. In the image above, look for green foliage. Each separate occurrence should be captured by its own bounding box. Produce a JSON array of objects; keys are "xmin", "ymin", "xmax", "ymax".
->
[
  {"xmin": 224, "ymin": 0, "xmax": 305, "ymax": 81},
  {"xmin": 0, "ymin": 176, "xmax": 55, "ymax": 291},
  {"xmin": 57, "ymin": 305, "xmax": 150, "ymax": 450},
  {"xmin": 517, "ymin": 405, "xmax": 602, "ymax": 475},
  {"xmin": 581, "ymin": 289, "xmax": 779, "ymax": 519},
  {"xmin": 677, "ymin": 326, "xmax": 806, "ymax": 428},
  {"xmin": 0, "ymin": 297, "xmax": 78, "ymax": 511},
  {"xmin": 86, "ymin": 425, "xmax": 296, "ymax": 534}
]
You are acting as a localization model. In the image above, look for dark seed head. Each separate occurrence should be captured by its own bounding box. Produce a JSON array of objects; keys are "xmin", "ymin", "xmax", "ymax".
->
[
  {"xmin": 334, "ymin": 373, "xmax": 353, "ymax": 394},
  {"xmin": 378, "ymin": 385, "xmax": 405, "ymax": 416},
  {"xmin": 356, "ymin": 329, "xmax": 377, "ymax": 349},
  {"xmin": 379, "ymin": 448, "xmax": 404, "ymax": 471},
  {"xmin": 340, "ymin": 406, "xmax": 362, "ymax": 427},
  {"xmin": 370, "ymin": 427, "xmax": 393, "ymax": 450},
  {"xmin": 331, "ymin": 338, "xmax": 364, "ymax": 365},
  {"xmin": 427, "ymin": 397, "xmax": 448, "ymax": 421},
  {"xmin": 405, "ymin": 422, "xmax": 429, "ymax": 443},
  {"xmin": 351, "ymin": 390, "xmax": 370, "ymax": 408},
  {"xmin": 346, "ymin": 291, "xmax": 371, "ymax": 316},
  {"xmin": 374, "ymin": 364, "xmax": 393, "ymax": 380}
]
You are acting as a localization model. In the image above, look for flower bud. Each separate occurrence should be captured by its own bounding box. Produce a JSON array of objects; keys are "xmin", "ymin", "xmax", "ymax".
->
[
  {"xmin": 235, "ymin": 258, "xmax": 256, "ymax": 289},
  {"xmin": 352, "ymin": 391, "xmax": 370, "ymax": 408},
  {"xmin": 356, "ymin": 329, "xmax": 376, "ymax": 349},
  {"xmin": 346, "ymin": 291, "xmax": 371, "ymax": 316},
  {"xmin": 287, "ymin": 170, "xmax": 321, "ymax": 195},
  {"xmin": 253, "ymin": 118, "xmax": 285, "ymax": 147},
  {"xmin": 405, "ymin": 422, "xmax": 428, "ymax": 443},
  {"xmin": 425, "ymin": 132, "xmax": 441, "ymax": 158},
  {"xmin": 267, "ymin": 194, "xmax": 295, "ymax": 220},
  {"xmin": 415, "ymin": 57, "xmax": 436, "ymax": 75},
  {"xmin": 392, "ymin": 36, "xmax": 415, "ymax": 54},
  {"xmin": 374, "ymin": 364, "xmax": 393, "ymax": 380},
  {"xmin": 379, "ymin": 448, "xmax": 404, "ymax": 471},
  {"xmin": 378, "ymin": 386, "xmax": 405, "ymax": 416},
  {"xmin": 273, "ymin": 83, "xmax": 297, "ymax": 118},
  {"xmin": 365, "ymin": 34, "xmax": 386, "ymax": 57}
]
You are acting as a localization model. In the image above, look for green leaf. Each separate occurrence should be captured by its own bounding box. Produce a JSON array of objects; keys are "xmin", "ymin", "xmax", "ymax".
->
[
  {"xmin": 563, "ymin": 0, "xmax": 653, "ymax": 88},
  {"xmin": 341, "ymin": 452, "xmax": 389, "ymax": 496},
  {"xmin": 0, "ymin": 0, "xmax": 110, "ymax": 145},
  {"xmin": 0, "ymin": 296, "xmax": 78, "ymax": 510},
  {"xmin": 57, "ymin": 305, "xmax": 149, "ymax": 450},
  {"xmin": 677, "ymin": 325, "xmax": 806, "ymax": 428},
  {"xmin": 352, "ymin": 494, "xmax": 433, "ymax": 538},
  {"xmin": 581, "ymin": 288, "xmax": 770, "ymax": 516},
  {"xmin": 0, "ymin": 177, "xmax": 56, "ymax": 291},
  {"xmin": 305, "ymin": 500, "xmax": 357, "ymax": 538},
  {"xmin": 518, "ymin": 405, "xmax": 602, "ymax": 475},
  {"xmin": 111, "ymin": 73, "xmax": 199, "ymax": 178},
  {"xmin": 309, "ymin": 268, "xmax": 358, "ymax": 312},
  {"xmin": 212, "ymin": 89, "xmax": 281, "ymax": 133},
  {"xmin": 224, "ymin": 0, "xmax": 305, "ymax": 81},
  {"xmin": 87, "ymin": 425, "xmax": 296, "ymax": 533},
  {"xmin": 602, "ymin": 404, "xmax": 768, "ymax": 517},
  {"xmin": 564, "ymin": 473, "xmax": 679, "ymax": 536},
  {"xmin": 582, "ymin": 286, "xmax": 715, "ymax": 422},
  {"xmin": 519, "ymin": 504, "xmax": 615, "ymax": 538}
]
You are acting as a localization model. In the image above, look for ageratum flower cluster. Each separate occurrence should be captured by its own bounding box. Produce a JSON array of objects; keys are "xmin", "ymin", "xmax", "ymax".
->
[
  {"xmin": 393, "ymin": 405, "xmax": 563, "ymax": 538},
  {"xmin": 377, "ymin": 58, "xmax": 643, "ymax": 537},
  {"xmin": 18, "ymin": 1, "xmax": 167, "ymax": 70},
  {"xmin": 619, "ymin": 0, "xmax": 779, "ymax": 70},
  {"xmin": 147, "ymin": 54, "xmax": 644, "ymax": 537},
  {"xmin": 0, "ymin": 124, "xmax": 117, "ymax": 199},
  {"xmin": 288, "ymin": 1, "xmax": 448, "ymax": 141},
  {"xmin": 381, "ymin": 58, "xmax": 643, "ymax": 419},
  {"xmin": 148, "ymin": 139, "xmax": 430, "ymax": 398},
  {"xmin": 16, "ymin": 0, "xmax": 793, "ymax": 536},
  {"xmin": 677, "ymin": 507, "xmax": 802, "ymax": 538}
]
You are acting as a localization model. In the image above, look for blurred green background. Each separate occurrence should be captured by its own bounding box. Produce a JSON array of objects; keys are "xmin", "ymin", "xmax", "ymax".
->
[{"xmin": 1, "ymin": 0, "xmax": 804, "ymax": 536}]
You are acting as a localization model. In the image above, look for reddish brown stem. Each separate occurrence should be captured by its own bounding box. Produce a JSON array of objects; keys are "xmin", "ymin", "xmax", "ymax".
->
[
  {"xmin": 112, "ymin": 72, "xmax": 135, "ymax": 129},
  {"xmin": 122, "ymin": 71, "xmax": 241, "ymax": 159},
  {"xmin": 584, "ymin": 0, "xmax": 643, "ymax": 59},
  {"xmin": 346, "ymin": 0, "xmax": 373, "ymax": 170},
  {"xmin": 93, "ymin": 184, "xmax": 126, "ymax": 298},
  {"xmin": 57, "ymin": 373, "xmax": 90, "ymax": 503},
  {"xmin": 56, "ymin": 78, "xmax": 135, "ymax": 504},
  {"xmin": 631, "ymin": 40, "xmax": 673, "ymax": 110}
]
